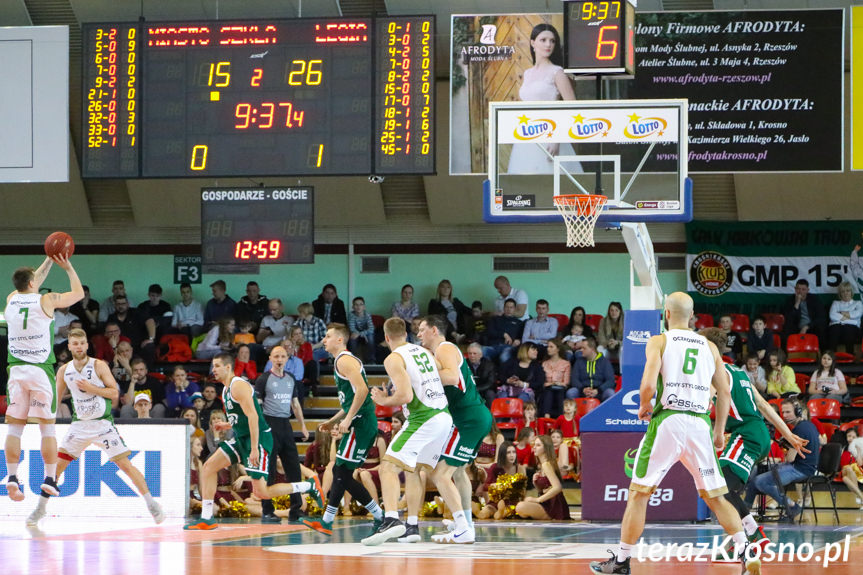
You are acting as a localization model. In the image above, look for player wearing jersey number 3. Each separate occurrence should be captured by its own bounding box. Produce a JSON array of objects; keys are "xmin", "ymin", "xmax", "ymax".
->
[
  {"xmin": 5, "ymin": 254, "xmax": 83, "ymax": 502},
  {"xmin": 590, "ymin": 292, "xmax": 761, "ymax": 575}
]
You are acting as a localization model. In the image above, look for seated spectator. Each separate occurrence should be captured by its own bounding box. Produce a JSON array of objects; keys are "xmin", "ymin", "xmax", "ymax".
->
[
  {"xmin": 497, "ymin": 342, "xmax": 543, "ymax": 402},
  {"xmin": 475, "ymin": 422, "xmax": 505, "ymax": 468},
  {"xmin": 199, "ymin": 383, "xmax": 224, "ymax": 430},
  {"xmin": 827, "ymin": 281, "xmax": 862, "ymax": 356},
  {"xmin": 348, "ymin": 296, "xmax": 376, "ymax": 363},
  {"xmin": 555, "ymin": 398, "xmax": 578, "ymax": 438},
  {"xmin": 783, "ymin": 278, "xmax": 826, "ymax": 345},
  {"xmin": 205, "ymin": 411, "xmax": 234, "ymax": 459},
  {"xmin": 743, "ymin": 354, "xmax": 768, "ymax": 395},
  {"xmin": 514, "ymin": 436, "xmax": 570, "ymax": 520},
  {"xmin": 109, "ymin": 340, "xmax": 134, "ymax": 395},
  {"xmin": 540, "ymin": 338, "xmax": 571, "ymax": 418},
  {"xmin": 482, "ymin": 298, "xmax": 523, "ymax": 363},
  {"xmin": 108, "ymin": 294, "xmax": 155, "ymax": 363},
  {"xmin": 464, "ymin": 300, "xmax": 488, "ymax": 344},
  {"xmin": 840, "ymin": 428, "xmax": 863, "ymax": 508},
  {"xmin": 294, "ymin": 302, "xmax": 329, "ymax": 361},
  {"xmin": 289, "ymin": 325, "xmax": 318, "ymax": 390},
  {"xmin": 182, "ymin": 406, "xmax": 206, "ymax": 440},
  {"xmin": 195, "ymin": 316, "xmax": 236, "ymax": 359},
  {"xmin": 234, "ymin": 344, "xmax": 258, "ymax": 381},
  {"xmin": 165, "ymin": 365, "xmax": 201, "ymax": 417},
  {"xmin": 313, "ymin": 283, "xmax": 347, "ymax": 325},
  {"xmin": 235, "ymin": 280, "xmax": 269, "ymax": 332},
  {"xmin": 596, "ymin": 301, "xmax": 624, "ymax": 360},
  {"xmin": 190, "ymin": 436, "xmax": 204, "ymax": 507},
  {"xmin": 133, "ymin": 393, "xmax": 152, "ymax": 419},
  {"xmin": 718, "ymin": 314, "xmax": 744, "ymax": 362},
  {"xmin": 99, "ymin": 279, "xmax": 136, "ymax": 323},
  {"xmin": 765, "ymin": 349, "xmax": 800, "ymax": 399},
  {"xmin": 493, "ymin": 275, "xmax": 530, "ymax": 321},
  {"xmin": 565, "ymin": 306, "xmax": 594, "ymax": 341},
  {"xmin": 53, "ymin": 306, "xmax": 79, "ymax": 355},
  {"xmin": 516, "ymin": 400, "xmax": 539, "ymax": 436},
  {"xmin": 744, "ymin": 398, "xmax": 820, "ymax": 521},
  {"xmin": 808, "ymin": 350, "xmax": 848, "ymax": 403},
  {"xmin": 172, "ymin": 282, "xmax": 205, "ymax": 339},
  {"xmin": 522, "ymin": 299, "xmax": 558, "ymax": 356},
  {"xmin": 69, "ymin": 284, "xmax": 100, "ymax": 336},
  {"xmin": 476, "ymin": 441, "xmax": 526, "ymax": 520},
  {"xmin": 561, "ymin": 322, "xmax": 587, "ymax": 359},
  {"xmin": 465, "ymin": 342, "xmax": 496, "ymax": 407},
  {"xmin": 120, "ymin": 357, "xmax": 167, "ymax": 418},
  {"xmin": 747, "ymin": 315, "xmax": 775, "ymax": 361},
  {"xmin": 257, "ymin": 298, "xmax": 293, "ymax": 352},
  {"xmin": 233, "ymin": 320, "xmax": 256, "ymax": 346},
  {"xmin": 390, "ymin": 284, "xmax": 419, "ymax": 324},
  {"xmin": 204, "ymin": 279, "xmax": 236, "ymax": 327},
  {"xmin": 514, "ymin": 427, "xmax": 537, "ymax": 467},
  {"xmin": 428, "ymin": 279, "xmax": 471, "ymax": 341},
  {"xmin": 567, "ymin": 337, "xmax": 616, "ymax": 402},
  {"xmin": 137, "ymin": 283, "xmax": 173, "ymax": 339}
]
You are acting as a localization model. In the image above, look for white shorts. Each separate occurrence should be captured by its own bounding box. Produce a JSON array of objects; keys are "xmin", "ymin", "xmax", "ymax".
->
[
  {"xmin": 384, "ymin": 411, "xmax": 453, "ymax": 472},
  {"xmin": 59, "ymin": 419, "xmax": 130, "ymax": 461},
  {"xmin": 630, "ymin": 411, "xmax": 728, "ymax": 499},
  {"xmin": 7, "ymin": 364, "xmax": 57, "ymax": 421}
]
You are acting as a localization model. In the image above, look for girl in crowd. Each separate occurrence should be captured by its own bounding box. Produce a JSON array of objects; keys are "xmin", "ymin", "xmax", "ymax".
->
[
  {"xmin": 427, "ymin": 279, "xmax": 470, "ymax": 341},
  {"xmin": 549, "ymin": 428, "xmax": 574, "ymax": 480},
  {"xmin": 164, "ymin": 365, "xmax": 200, "ymax": 417},
  {"xmin": 195, "ymin": 316, "xmax": 236, "ymax": 359},
  {"xmin": 596, "ymin": 302, "xmax": 624, "ymax": 360},
  {"xmin": 205, "ymin": 410, "xmax": 234, "ymax": 460},
  {"xmin": 391, "ymin": 284, "xmax": 419, "ymax": 324},
  {"xmin": 515, "ymin": 435, "xmax": 570, "ymax": 520},
  {"xmin": 475, "ymin": 420, "xmax": 506, "ymax": 468},
  {"xmin": 181, "ymin": 407, "xmax": 205, "ymax": 440},
  {"xmin": 517, "ymin": 400, "xmax": 539, "ymax": 436},
  {"xmin": 477, "ymin": 441, "xmax": 527, "ymax": 520},
  {"xmin": 498, "ymin": 342, "xmax": 544, "ymax": 402},
  {"xmin": 540, "ymin": 338, "xmax": 570, "ymax": 418},
  {"xmin": 514, "ymin": 427, "xmax": 537, "ymax": 469},
  {"xmin": 742, "ymin": 354, "xmax": 768, "ymax": 395},
  {"xmin": 808, "ymin": 350, "xmax": 848, "ymax": 403},
  {"xmin": 765, "ymin": 349, "xmax": 800, "ymax": 399},
  {"xmin": 565, "ymin": 306, "xmax": 595, "ymax": 341},
  {"xmin": 189, "ymin": 436, "xmax": 204, "ymax": 512}
]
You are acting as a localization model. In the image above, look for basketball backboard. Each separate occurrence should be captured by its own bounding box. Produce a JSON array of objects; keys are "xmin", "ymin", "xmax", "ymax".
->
[{"xmin": 484, "ymin": 99, "xmax": 691, "ymax": 223}]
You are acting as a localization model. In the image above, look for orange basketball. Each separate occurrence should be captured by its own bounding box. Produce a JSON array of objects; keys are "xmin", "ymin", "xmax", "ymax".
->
[{"xmin": 44, "ymin": 231, "xmax": 75, "ymax": 259}]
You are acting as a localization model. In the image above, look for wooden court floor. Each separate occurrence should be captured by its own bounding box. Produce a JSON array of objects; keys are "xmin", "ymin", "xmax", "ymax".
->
[{"xmin": 1, "ymin": 511, "xmax": 862, "ymax": 575}]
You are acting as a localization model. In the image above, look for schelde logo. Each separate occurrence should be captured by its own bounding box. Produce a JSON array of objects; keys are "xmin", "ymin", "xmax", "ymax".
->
[
  {"xmin": 621, "ymin": 389, "xmax": 640, "ymax": 416},
  {"xmin": 626, "ymin": 330, "xmax": 651, "ymax": 344},
  {"xmin": 514, "ymin": 115, "xmax": 556, "ymax": 141},
  {"xmin": 568, "ymin": 115, "xmax": 612, "ymax": 140},
  {"xmin": 690, "ymin": 251, "xmax": 734, "ymax": 296},
  {"xmin": 623, "ymin": 114, "xmax": 668, "ymax": 139}
]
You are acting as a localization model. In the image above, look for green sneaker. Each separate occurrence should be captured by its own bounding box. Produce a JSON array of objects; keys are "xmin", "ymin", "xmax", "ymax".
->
[
  {"xmin": 306, "ymin": 476, "xmax": 323, "ymax": 508},
  {"xmin": 184, "ymin": 517, "xmax": 218, "ymax": 530},
  {"xmin": 301, "ymin": 516, "xmax": 333, "ymax": 535}
]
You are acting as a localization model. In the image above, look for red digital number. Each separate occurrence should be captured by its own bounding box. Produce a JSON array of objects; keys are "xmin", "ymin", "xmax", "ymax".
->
[
  {"xmin": 234, "ymin": 240, "xmax": 253, "ymax": 259},
  {"xmin": 596, "ymin": 25, "xmax": 619, "ymax": 61},
  {"xmin": 268, "ymin": 241, "xmax": 281, "ymax": 258}
]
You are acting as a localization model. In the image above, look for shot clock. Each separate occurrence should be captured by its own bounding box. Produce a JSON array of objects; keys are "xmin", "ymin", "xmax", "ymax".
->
[
  {"xmin": 200, "ymin": 187, "xmax": 314, "ymax": 265},
  {"xmin": 563, "ymin": 0, "xmax": 636, "ymax": 75},
  {"xmin": 81, "ymin": 17, "xmax": 434, "ymax": 178}
]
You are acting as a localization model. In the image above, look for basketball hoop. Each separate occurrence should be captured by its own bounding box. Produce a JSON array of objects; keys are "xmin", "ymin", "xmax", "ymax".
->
[{"xmin": 552, "ymin": 194, "xmax": 608, "ymax": 248}]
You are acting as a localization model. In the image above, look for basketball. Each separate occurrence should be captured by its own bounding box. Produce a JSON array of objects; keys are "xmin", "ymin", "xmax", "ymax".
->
[{"xmin": 44, "ymin": 231, "xmax": 75, "ymax": 259}]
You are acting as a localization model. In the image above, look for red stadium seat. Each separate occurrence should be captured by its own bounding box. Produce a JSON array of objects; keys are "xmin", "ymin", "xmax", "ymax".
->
[
  {"xmin": 375, "ymin": 404, "xmax": 400, "ymax": 419},
  {"xmin": 722, "ymin": 355, "xmax": 734, "ymax": 364},
  {"xmin": 574, "ymin": 397, "xmax": 600, "ymax": 420},
  {"xmin": 729, "ymin": 313, "xmax": 750, "ymax": 334},
  {"xmin": 694, "ymin": 313, "xmax": 714, "ymax": 329},
  {"xmin": 614, "ymin": 375, "xmax": 622, "ymax": 392},
  {"xmin": 767, "ymin": 398, "xmax": 783, "ymax": 411},
  {"xmin": 786, "ymin": 334, "xmax": 819, "ymax": 363},
  {"xmin": 773, "ymin": 333, "xmax": 782, "ymax": 350},
  {"xmin": 377, "ymin": 420, "xmax": 392, "ymax": 434},
  {"xmin": 491, "ymin": 397, "xmax": 524, "ymax": 431},
  {"xmin": 371, "ymin": 314, "xmax": 385, "ymax": 329},
  {"xmin": 794, "ymin": 372, "xmax": 810, "ymax": 389},
  {"xmin": 548, "ymin": 314, "xmax": 569, "ymax": 335},
  {"xmin": 807, "ymin": 398, "xmax": 841, "ymax": 423},
  {"xmin": 834, "ymin": 352, "xmax": 854, "ymax": 364},
  {"xmin": 584, "ymin": 314, "xmax": 602, "ymax": 332}
]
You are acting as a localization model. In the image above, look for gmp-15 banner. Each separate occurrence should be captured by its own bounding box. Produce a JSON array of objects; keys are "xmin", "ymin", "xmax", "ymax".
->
[{"xmin": 686, "ymin": 221, "xmax": 863, "ymax": 297}]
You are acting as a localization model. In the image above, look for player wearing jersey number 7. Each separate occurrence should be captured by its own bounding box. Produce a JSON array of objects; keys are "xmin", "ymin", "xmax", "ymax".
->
[{"xmin": 590, "ymin": 292, "xmax": 760, "ymax": 575}]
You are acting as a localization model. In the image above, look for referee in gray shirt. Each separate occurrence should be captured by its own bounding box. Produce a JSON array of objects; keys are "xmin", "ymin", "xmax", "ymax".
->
[{"xmin": 255, "ymin": 345, "xmax": 309, "ymax": 522}]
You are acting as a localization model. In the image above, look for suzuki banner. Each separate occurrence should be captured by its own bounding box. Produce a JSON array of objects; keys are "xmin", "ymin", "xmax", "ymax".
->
[{"xmin": 0, "ymin": 422, "xmax": 188, "ymax": 518}]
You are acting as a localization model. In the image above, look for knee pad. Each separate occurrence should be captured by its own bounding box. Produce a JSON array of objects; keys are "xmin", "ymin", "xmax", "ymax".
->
[
  {"xmin": 39, "ymin": 423, "xmax": 56, "ymax": 438},
  {"xmin": 7, "ymin": 424, "xmax": 25, "ymax": 438}
]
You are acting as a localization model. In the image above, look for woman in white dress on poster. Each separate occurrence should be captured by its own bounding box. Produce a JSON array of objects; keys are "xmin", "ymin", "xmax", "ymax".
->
[{"xmin": 507, "ymin": 23, "xmax": 581, "ymax": 174}]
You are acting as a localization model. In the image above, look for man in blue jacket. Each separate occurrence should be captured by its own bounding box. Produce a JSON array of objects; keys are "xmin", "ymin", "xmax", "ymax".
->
[{"xmin": 566, "ymin": 337, "xmax": 615, "ymax": 402}]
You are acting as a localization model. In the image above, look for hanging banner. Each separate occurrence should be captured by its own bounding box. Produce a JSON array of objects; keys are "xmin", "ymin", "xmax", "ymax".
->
[
  {"xmin": 853, "ymin": 6, "xmax": 863, "ymax": 170},
  {"xmin": 686, "ymin": 221, "xmax": 863, "ymax": 296}
]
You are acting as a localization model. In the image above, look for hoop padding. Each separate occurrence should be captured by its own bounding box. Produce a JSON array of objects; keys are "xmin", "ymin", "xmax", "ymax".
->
[{"xmin": 552, "ymin": 194, "xmax": 608, "ymax": 248}]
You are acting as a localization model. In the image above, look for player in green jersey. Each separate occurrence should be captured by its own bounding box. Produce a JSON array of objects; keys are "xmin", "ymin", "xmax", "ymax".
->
[
  {"xmin": 300, "ymin": 323, "xmax": 384, "ymax": 536},
  {"xmin": 418, "ymin": 314, "xmax": 493, "ymax": 542},
  {"xmin": 185, "ymin": 352, "xmax": 321, "ymax": 530}
]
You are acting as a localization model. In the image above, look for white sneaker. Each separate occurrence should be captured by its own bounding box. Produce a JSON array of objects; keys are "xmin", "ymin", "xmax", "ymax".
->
[
  {"xmin": 432, "ymin": 526, "xmax": 475, "ymax": 544},
  {"xmin": 148, "ymin": 501, "xmax": 166, "ymax": 524},
  {"xmin": 26, "ymin": 507, "xmax": 46, "ymax": 527},
  {"xmin": 441, "ymin": 518, "xmax": 456, "ymax": 532}
]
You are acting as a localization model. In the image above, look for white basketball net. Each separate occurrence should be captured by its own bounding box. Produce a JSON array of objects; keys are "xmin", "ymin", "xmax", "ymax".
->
[{"xmin": 552, "ymin": 194, "xmax": 608, "ymax": 248}]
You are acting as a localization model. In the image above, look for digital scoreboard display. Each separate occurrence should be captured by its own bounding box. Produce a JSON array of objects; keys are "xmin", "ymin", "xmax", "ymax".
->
[
  {"xmin": 563, "ymin": 0, "xmax": 636, "ymax": 75},
  {"xmin": 82, "ymin": 17, "xmax": 435, "ymax": 178},
  {"xmin": 200, "ymin": 186, "xmax": 314, "ymax": 265}
]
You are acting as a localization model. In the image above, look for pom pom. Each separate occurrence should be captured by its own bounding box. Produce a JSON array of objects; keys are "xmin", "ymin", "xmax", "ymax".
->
[
  {"xmin": 488, "ymin": 473, "xmax": 528, "ymax": 504},
  {"xmin": 272, "ymin": 495, "xmax": 292, "ymax": 511},
  {"xmin": 216, "ymin": 500, "xmax": 251, "ymax": 518}
]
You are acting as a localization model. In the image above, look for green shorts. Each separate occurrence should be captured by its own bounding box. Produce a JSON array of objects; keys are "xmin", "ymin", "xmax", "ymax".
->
[
  {"xmin": 336, "ymin": 413, "xmax": 378, "ymax": 470},
  {"xmin": 720, "ymin": 422, "xmax": 771, "ymax": 483},
  {"xmin": 441, "ymin": 406, "xmax": 494, "ymax": 466},
  {"xmin": 219, "ymin": 431, "xmax": 274, "ymax": 480}
]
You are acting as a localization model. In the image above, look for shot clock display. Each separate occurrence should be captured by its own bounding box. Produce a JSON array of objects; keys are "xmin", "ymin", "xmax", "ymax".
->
[
  {"xmin": 81, "ymin": 17, "xmax": 434, "ymax": 178},
  {"xmin": 563, "ymin": 0, "xmax": 636, "ymax": 75},
  {"xmin": 201, "ymin": 186, "xmax": 314, "ymax": 265}
]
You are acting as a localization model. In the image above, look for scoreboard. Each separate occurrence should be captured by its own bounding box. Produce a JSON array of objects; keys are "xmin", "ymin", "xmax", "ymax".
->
[{"xmin": 82, "ymin": 17, "xmax": 435, "ymax": 178}]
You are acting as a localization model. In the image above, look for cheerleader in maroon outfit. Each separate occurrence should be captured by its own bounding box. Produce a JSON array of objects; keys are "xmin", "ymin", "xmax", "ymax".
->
[{"xmin": 515, "ymin": 435, "xmax": 570, "ymax": 520}]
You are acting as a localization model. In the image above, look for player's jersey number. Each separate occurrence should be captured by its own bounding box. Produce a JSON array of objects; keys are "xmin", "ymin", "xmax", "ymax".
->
[{"xmin": 412, "ymin": 352, "xmax": 434, "ymax": 374}]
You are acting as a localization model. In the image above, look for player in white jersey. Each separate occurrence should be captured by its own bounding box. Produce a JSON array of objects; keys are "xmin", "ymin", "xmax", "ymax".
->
[
  {"xmin": 590, "ymin": 292, "xmax": 760, "ymax": 575},
  {"xmin": 5, "ymin": 254, "xmax": 83, "ymax": 502},
  {"xmin": 25, "ymin": 329, "xmax": 165, "ymax": 526},
  {"xmin": 362, "ymin": 317, "xmax": 461, "ymax": 546}
]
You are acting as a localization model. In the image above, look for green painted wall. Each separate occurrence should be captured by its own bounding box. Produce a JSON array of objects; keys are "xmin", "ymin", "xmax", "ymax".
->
[{"xmin": 0, "ymin": 253, "xmax": 685, "ymax": 317}]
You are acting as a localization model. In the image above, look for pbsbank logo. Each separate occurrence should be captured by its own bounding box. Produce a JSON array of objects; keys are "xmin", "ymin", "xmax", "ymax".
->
[
  {"xmin": 690, "ymin": 250, "xmax": 734, "ymax": 296},
  {"xmin": 568, "ymin": 114, "xmax": 611, "ymax": 140},
  {"xmin": 626, "ymin": 330, "xmax": 651, "ymax": 344},
  {"xmin": 623, "ymin": 113, "xmax": 667, "ymax": 139},
  {"xmin": 514, "ymin": 115, "xmax": 556, "ymax": 141}
]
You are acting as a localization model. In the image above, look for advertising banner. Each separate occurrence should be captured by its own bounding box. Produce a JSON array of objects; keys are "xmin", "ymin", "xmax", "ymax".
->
[
  {"xmin": 0, "ymin": 422, "xmax": 188, "ymax": 518},
  {"xmin": 853, "ymin": 6, "xmax": 863, "ymax": 171},
  {"xmin": 686, "ymin": 220, "xmax": 863, "ymax": 298}
]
